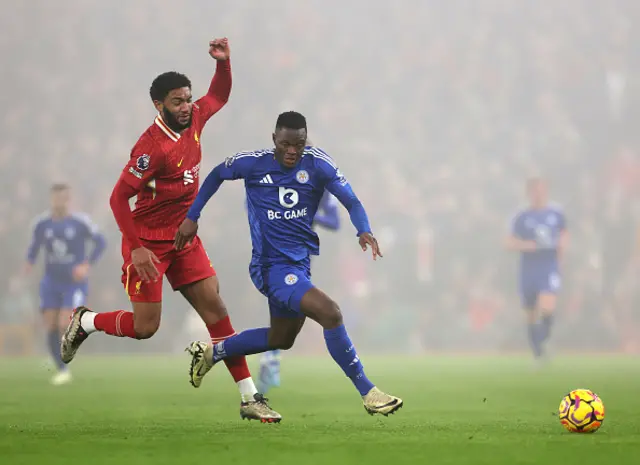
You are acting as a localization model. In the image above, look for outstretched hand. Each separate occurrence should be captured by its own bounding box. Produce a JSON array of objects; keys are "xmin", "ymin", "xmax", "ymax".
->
[
  {"xmin": 209, "ymin": 38, "xmax": 230, "ymax": 60},
  {"xmin": 358, "ymin": 232, "xmax": 382, "ymax": 261}
]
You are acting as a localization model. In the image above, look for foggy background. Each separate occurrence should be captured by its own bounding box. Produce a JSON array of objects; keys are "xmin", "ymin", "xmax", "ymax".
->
[{"xmin": 1, "ymin": 0, "xmax": 639, "ymax": 357}]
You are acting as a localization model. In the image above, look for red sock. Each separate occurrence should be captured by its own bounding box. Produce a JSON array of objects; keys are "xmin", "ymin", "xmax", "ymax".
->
[
  {"xmin": 207, "ymin": 316, "xmax": 252, "ymax": 382},
  {"xmin": 95, "ymin": 311, "xmax": 138, "ymax": 339}
]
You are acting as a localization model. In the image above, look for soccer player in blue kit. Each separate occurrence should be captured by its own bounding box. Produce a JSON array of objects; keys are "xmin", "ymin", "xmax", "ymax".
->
[
  {"xmin": 257, "ymin": 188, "xmax": 340, "ymax": 394},
  {"xmin": 506, "ymin": 178, "xmax": 567, "ymax": 361},
  {"xmin": 175, "ymin": 111, "xmax": 402, "ymax": 416},
  {"xmin": 24, "ymin": 184, "xmax": 106, "ymax": 384}
]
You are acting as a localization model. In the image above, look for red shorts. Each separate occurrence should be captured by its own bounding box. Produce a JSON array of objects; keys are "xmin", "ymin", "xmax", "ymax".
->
[{"xmin": 121, "ymin": 236, "xmax": 216, "ymax": 302}]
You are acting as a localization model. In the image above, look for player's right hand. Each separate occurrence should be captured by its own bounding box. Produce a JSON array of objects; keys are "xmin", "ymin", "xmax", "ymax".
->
[
  {"xmin": 174, "ymin": 218, "xmax": 198, "ymax": 251},
  {"xmin": 131, "ymin": 247, "xmax": 161, "ymax": 283},
  {"xmin": 209, "ymin": 38, "xmax": 230, "ymax": 60}
]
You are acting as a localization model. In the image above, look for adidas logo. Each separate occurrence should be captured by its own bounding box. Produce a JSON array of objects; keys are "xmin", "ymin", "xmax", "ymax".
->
[{"xmin": 259, "ymin": 174, "xmax": 274, "ymax": 184}]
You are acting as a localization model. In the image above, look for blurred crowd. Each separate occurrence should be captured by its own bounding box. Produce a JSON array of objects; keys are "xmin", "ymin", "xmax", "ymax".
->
[{"xmin": 1, "ymin": 0, "xmax": 640, "ymax": 355}]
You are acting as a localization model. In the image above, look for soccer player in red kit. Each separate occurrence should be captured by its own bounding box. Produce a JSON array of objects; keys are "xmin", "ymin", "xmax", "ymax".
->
[{"xmin": 60, "ymin": 38, "xmax": 281, "ymax": 422}]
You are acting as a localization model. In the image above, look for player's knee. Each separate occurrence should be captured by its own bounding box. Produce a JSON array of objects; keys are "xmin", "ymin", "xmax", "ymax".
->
[
  {"xmin": 321, "ymin": 301, "xmax": 343, "ymax": 329},
  {"xmin": 268, "ymin": 332, "xmax": 297, "ymax": 350},
  {"xmin": 134, "ymin": 321, "xmax": 160, "ymax": 340},
  {"xmin": 275, "ymin": 337, "xmax": 296, "ymax": 351}
]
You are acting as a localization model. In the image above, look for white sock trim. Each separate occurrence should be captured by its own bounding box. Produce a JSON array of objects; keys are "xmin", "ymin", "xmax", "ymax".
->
[
  {"xmin": 238, "ymin": 377, "xmax": 258, "ymax": 402},
  {"xmin": 80, "ymin": 311, "xmax": 97, "ymax": 334}
]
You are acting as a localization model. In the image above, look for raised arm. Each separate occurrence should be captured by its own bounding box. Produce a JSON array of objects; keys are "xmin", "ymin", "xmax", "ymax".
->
[{"xmin": 197, "ymin": 38, "xmax": 232, "ymax": 124}]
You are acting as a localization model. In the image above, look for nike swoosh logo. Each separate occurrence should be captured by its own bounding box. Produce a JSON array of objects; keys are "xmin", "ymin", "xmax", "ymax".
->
[
  {"xmin": 375, "ymin": 399, "xmax": 399, "ymax": 409},
  {"xmin": 195, "ymin": 361, "xmax": 208, "ymax": 377}
]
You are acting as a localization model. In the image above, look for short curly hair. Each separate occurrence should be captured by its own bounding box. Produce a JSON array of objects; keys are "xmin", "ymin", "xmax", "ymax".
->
[{"xmin": 149, "ymin": 71, "xmax": 192, "ymax": 102}]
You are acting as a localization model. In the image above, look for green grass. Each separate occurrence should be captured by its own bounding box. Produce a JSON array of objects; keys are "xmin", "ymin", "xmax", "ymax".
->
[{"xmin": 1, "ymin": 355, "xmax": 639, "ymax": 464}]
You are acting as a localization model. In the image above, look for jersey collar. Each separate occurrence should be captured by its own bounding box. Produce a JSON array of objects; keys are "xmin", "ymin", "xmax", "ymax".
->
[{"xmin": 154, "ymin": 115, "xmax": 181, "ymax": 142}]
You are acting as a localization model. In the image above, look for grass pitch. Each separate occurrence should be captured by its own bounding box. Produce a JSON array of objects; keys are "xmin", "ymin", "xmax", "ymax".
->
[{"xmin": 1, "ymin": 355, "xmax": 638, "ymax": 465}]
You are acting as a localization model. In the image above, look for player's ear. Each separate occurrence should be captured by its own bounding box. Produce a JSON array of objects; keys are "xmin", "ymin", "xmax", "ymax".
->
[
  {"xmin": 153, "ymin": 100, "xmax": 164, "ymax": 113},
  {"xmin": 272, "ymin": 133, "xmax": 276, "ymax": 146}
]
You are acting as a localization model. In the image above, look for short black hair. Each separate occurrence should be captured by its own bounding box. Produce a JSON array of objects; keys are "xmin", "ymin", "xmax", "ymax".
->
[
  {"xmin": 51, "ymin": 183, "xmax": 69, "ymax": 192},
  {"xmin": 149, "ymin": 72, "xmax": 192, "ymax": 102},
  {"xmin": 276, "ymin": 111, "xmax": 307, "ymax": 130}
]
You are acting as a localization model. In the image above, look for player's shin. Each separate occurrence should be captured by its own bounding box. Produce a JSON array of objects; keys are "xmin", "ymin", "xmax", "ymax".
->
[
  {"xmin": 47, "ymin": 330, "xmax": 66, "ymax": 371},
  {"xmin": 212, "ymin": 327, "xmax": 271, "ymax": 362},
  {"xmin": 207, "ymin": 316, "xmax": 258, "ymax": 401},
  {"xmin": 540, "ymin": 313, "xmax": 554, "ymax": 342},
  {"xmin": 90, "ymin": 311, "xmax": 138, "ymax": 338},
  {"xmin": 324, "ymin": 324, "xmax": 375, "ymax": 396},
  {"xmin": 527, "ymin": 322, "xmax": 543, "ymax": 358}
]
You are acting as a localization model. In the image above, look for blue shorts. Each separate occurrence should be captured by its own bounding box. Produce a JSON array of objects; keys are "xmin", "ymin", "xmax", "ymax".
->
[
  {"xmin": 250, "ymin": 257, "xmax": 314, "ymax": 319},
  {"xmin": 40, "ymin": 279, "xmax": 88, "ymax": 311},
  {"xmin": 520, "ymin": 271, "xmax": 561, "ymax": 309}
]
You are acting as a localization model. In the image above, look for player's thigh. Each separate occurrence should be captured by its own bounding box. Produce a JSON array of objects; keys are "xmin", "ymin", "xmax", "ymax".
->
[
  {"xmin": 538, "ymin": 271, "xmax": 561, "ymax": 314},
  {"xmin": 537, "ymin": 293, "xmax": 557, "ymax": 314},
  {"xmin": 131, "ymin": 301, "xmax": 163, "ymax": 338},
  {"xmin": 179, "ymin": 275, "xmax": 228, "ymax": 325},
  {"xmin": 260, "ymin": 259, "xmax": 314, "ymax": 319},
  {"xmin": 299, "ymin": 287, "xmax": 343, "ymax": 329},
  {"xmin": 166, "ymin": 235, "xmax": 216, "ymax": 292}
]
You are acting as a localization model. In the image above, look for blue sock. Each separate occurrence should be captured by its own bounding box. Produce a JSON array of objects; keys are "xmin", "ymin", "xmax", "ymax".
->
[
  {"xmin": 212, "ymin": 328, "xmax": 270, "ymax": 362},
  {"xmin": 540, "ymin": 314, "xmax": 554, "ymax": 342},
  {"xmin": 47, "ymin": 330, "xmax": 65, "ymax": 371},
  {"xmin": 527, "ymin": 323, "xmax": 542, "ymax": 358},
  {"xmin": 324, "ymin": 325, "xmax": 375, "ymax": 396}
]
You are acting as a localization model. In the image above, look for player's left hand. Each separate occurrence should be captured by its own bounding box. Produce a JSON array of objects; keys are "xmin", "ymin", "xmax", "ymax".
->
[
  {"xmin": 209, "ymin": 38, "xmax": 230, "ymax": 61},
  {"xmin": 359, "ymin": 232, "xmax": 382, "ymax": 261},
  {"xmin": 72, "ymin": 262, "xmax": 90, "ymax": 282},
  {"xmin": 174, "ymin": 218, "xmax": 198, "ymax": 251}
]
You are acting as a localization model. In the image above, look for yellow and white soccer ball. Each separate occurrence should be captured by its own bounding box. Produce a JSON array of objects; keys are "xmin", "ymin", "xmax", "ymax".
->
[{"xmin": 558, "ymin": 389, "xmax": 605, "ymax": 433}]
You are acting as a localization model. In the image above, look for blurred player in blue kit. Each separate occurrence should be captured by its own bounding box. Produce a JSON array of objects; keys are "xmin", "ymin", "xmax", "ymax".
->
[
  {"xmin": 176, "ymin": 111, "xmax": 402, "ymax": 416},
  {"xmin": 258, "ymin": 187, "xmax": 340, "ymax": 394},
  {"xmin": 506, "ymin": 178, "xmax": 567, "ymax": 361},
  {"xmin": 24, "ymin": 184, "xmax": 106, "ymax": 384}
]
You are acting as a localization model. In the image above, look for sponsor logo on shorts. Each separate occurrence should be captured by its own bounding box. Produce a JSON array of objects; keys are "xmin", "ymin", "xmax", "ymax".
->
[{"xmin": 284, "ymin": 274, "xmax": 298, "ymax": 285}]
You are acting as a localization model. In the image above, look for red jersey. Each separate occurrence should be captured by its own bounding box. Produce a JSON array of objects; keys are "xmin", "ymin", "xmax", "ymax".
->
[{"xmin": 115, "ymin": 60, "xmax": 231, "ymax": 243}]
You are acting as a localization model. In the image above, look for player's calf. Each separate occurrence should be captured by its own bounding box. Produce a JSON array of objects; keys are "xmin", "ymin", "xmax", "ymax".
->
[
  {"xmin": 537, "ymin": 293, "xmax": 556, "ymax": 344},
  {"xmin": 299, "ymin": 288, "xmax": 402, "ymax": 413}
]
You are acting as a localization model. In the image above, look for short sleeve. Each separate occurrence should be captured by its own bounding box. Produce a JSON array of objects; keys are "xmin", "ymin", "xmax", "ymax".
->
[
  {"xmin": 121, "ymin": 137, "xmax": 165, "ymax": 191},
  {"xmin": 219, "ymin": 150, "xmax": 262, "ymax": 180}
]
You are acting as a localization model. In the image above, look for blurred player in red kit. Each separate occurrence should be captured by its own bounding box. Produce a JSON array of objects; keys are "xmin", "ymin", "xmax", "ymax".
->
[{"xmin": 60, "ymin": 38, "xmax": 281, "ymax": 422}]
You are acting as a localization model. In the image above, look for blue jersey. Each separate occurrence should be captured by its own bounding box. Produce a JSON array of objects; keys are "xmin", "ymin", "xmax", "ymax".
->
[
  {"xmin": 511, "ymin": 204, "xmax": 566, "ymax": 278},
  {"xmin": 188, "ymin": 146, "xmax": 369, "ymax": 265},
  {"xmin": 27, "ymin": 212, "xmax": 107, "ymax": 284}
]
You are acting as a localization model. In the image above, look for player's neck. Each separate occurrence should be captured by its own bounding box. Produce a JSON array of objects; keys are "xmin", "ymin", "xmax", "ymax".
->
[
  {"xmin": 530, "ymin": 203, "xmax": 547, "ymax": 211},
  {"xmin": 51, "ymin": 209, "xmax": 69, "ymax": 220}
]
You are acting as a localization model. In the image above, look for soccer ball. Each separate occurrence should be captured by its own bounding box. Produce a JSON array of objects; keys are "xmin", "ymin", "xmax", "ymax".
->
[{"xmin": 558, "ymin": 389, "xmax": 605, "ymax": 433}]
